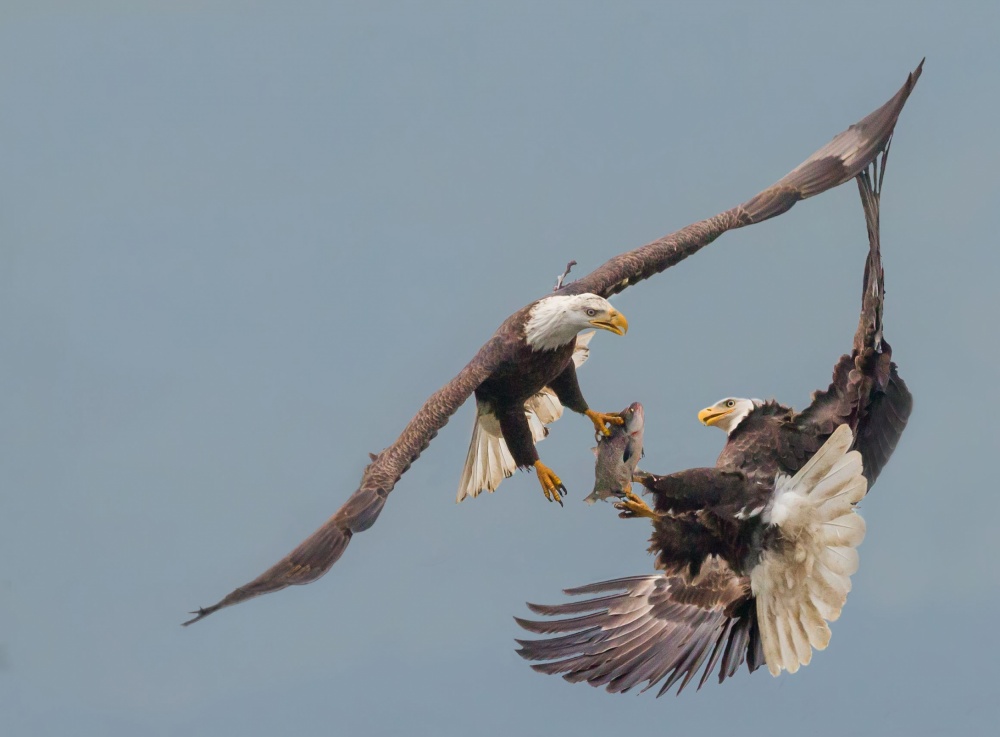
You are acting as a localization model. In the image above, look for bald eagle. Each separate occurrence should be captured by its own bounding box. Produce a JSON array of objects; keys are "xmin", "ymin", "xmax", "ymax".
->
[
  {"xmin": 183, "ymin": 62, "xmax": 921, "ymax": 626},
  {"xmin": 456, "ymin": 292, "xmax": 629, "ymax": 506},
  {"xmin": 515, "ymin": 150, "xmax": 911, "ymax": 694}
]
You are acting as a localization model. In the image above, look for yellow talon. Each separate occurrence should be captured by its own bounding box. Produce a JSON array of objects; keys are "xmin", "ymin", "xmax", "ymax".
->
[
  {"xmin": 585, "ymin": 409, "xmax": 624, "ymax": 437},
  {"xmin": 614, "ymin": 487, "xmax": 658, "ymax": 519},
  {"xmin": 533, "ymin": 460, "xmax": 567, "ymax": 506}
]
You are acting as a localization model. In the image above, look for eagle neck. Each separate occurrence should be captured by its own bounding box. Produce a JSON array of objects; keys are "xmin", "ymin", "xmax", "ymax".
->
[
  {"xmin": 724, "ymin": 400, "xmax": 767, "ymax": 437},
  {"xmin": 524, "ymin": 297, "xmax": 581, "ymax": 352}
]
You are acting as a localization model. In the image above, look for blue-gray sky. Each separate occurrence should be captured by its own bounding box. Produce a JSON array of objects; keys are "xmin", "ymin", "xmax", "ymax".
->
[{"xmin": 2, "ymin": 2, "xmax": 997, "ymax": 735}]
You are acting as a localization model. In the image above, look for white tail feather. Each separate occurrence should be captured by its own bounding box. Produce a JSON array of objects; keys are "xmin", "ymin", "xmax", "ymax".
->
[
  {"xmin": 456, "ymin": 409, "xmax": 517, "ymax": 502},
  {"xmin": 751, "ymin": 424, "xmax": 868, "ymax": 676},
  {"xmin": 456, "ymin": 400, "xmax": 556, "ymax": 503}
]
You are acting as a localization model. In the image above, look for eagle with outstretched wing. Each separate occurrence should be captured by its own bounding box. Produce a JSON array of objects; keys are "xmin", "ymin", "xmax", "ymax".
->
[
  {"xmin": 516, "ymin": 146, "xmax": 911, "ymax": 694},
  {"xmin": 184, "ymin": 61, "xmax": 922, "ymax": 626}
]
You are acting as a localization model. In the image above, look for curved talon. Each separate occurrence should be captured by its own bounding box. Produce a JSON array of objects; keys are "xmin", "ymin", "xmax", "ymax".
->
[
  {"xmin": 614, "ymin": 489, "xmax": 658, "ymax": 519},
  {"xmin": 585, "ymin": 409, "xmax": 624, "ymax": 437},
  {"xmin": 533, "ymin": 460, "xmax": 567, "ymax": 506}
]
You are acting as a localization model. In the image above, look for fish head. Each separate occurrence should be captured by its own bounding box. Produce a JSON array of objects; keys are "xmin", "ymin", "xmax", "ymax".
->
[{"xmin": 619, "ymin": 402, "xmax": 644, "ymax": 435}]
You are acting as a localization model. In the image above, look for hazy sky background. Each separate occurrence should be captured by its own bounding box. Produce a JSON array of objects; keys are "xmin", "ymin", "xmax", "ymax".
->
[{"xmin": 2, "ymin": 2, "xmax": 997, "ymax": 735}]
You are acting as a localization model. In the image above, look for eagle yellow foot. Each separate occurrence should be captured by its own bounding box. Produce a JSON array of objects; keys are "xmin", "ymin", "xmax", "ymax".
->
[
  {"xmin": 533, "ymin": 460, "xmax": 567, "ymax": 506},
  {"xmin": 585, "ymin": 409, "xmax": 624, "ymax": 437},
  {"xmin": 614, "ymin": 488, "xmax": 658, "ymax": 519}
]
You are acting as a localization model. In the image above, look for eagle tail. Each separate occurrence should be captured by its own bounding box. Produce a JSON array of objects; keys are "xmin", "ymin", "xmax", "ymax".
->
[
  {"xmin": 456, "ymin": 409, "xmax": 517, "ymax": 502},
  {"xmin": 457, "ymin": 390, "xmax": 568, "ymax": 503},
  {"xmin": 750, "ymin": 425, "xmax": 868, "ymax": 676}
]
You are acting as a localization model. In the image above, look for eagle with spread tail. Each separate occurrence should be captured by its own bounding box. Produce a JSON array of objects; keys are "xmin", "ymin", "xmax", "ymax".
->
[
  {"xmin": 184, "ymin": 61, "xmax": 922, "ymax": 626},
  {"xmin": 516, "ymin": 146, "xmax": 912, "ymax": 695}
]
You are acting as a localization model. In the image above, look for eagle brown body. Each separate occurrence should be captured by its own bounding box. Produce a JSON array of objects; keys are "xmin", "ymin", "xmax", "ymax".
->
[
  {"xmin": 474, "ymin": 328, "xmax": 589, "ymax": 469},
  {"xmin": 185, "ymin": 62, "xmax": 922, "ymax": 626},
  {"xmin": 517, "ymin": 149, "xmax": 913, "ymax": 694}
]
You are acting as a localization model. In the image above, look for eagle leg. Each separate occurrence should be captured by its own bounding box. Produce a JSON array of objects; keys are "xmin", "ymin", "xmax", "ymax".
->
[
  {"xmin": 585, "ymin": 409, "xmax": 623, "ymax": 437},
  {"xmin": 533, "ymin": 460, "xmax": 567, "ymax": 506},
  {"xmin": 614, "ymin": 487, "xmax": 658, "ymax": 520}
]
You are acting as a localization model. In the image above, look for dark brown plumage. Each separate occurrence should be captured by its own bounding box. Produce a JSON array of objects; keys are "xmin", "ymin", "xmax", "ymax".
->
[
  {"xmin": 184, "ymin": 62, "xmax": 921, "ymax": 626},
  {"xmin": 473, "ymin": 327, "xmax": 585, "ymax": 468},
  {"xmin": 516, "ymin": 147, "xmax": 912, "ymax": 693}
]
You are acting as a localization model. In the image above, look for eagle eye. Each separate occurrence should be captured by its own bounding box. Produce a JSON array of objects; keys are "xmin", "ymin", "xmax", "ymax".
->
[
  {"xmin": 726, "ymin": 400, "xmax": 735, "ymax": 408},
  {"xmin": 586, "ymin": 308, "xmax": 597, "ymax": 317}
]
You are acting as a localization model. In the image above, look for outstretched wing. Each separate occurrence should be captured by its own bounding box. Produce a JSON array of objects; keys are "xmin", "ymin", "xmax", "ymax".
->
[
  {"xmin": 850, "ymin": 161, "xmax": 913, "ymax": 483},
  {"xmin": 558, "ymin": 61, "xmax": 923, "ymax": 300},
  {"xmin": 184, "ymin": 332, "xmax": 513, "ymax": 625},
  {"xmin": 793, "ymin": 150, "xmax": 912, "ymax": 486},
  {"xmin": 515, "ymin": 558, "xmax": 762, "ymax": 696}
]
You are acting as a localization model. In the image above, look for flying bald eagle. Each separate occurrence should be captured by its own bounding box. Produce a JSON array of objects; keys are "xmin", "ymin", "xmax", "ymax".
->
[
  {"xmin": 456, "ymin": 293, "xmax": 629, "ymax": 506},
  {"xmin": 515, "ymin": 149, "xmax": 912, "ymax": 694},
  {"xmin": 183, "ymin": 61, "xmax": 921, "ymax": 626}
]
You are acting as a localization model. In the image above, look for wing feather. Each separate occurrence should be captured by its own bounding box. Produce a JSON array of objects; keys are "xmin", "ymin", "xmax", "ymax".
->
[
  {"xmin": 515, "ymin": 559, "xmax": 759, "ymax": 695},
  {"xmin": 793, "ymin": 147, "xmax": 912, "ymax": 486},
  {"xmin": 183, "ymin": 334, "xmax": 513, "ymax": 625},
  {"xmin": 557, "ymin": 61, "xmax": 921, "ymax": 300}
]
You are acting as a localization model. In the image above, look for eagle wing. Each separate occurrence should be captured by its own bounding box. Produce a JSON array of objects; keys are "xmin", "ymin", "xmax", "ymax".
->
[
  {"xmin": 184, "ymin": 332, "xmax": 516, "ymax": 625},
  {"xmin": 793, "ymin": 151, "xmax": 912, "ymax": 486},
  {"xmin": 515, "ymin": 558, "xmax": 761, "ymax": 695},
  {"xmin": 557, "ymin": 61, "xmax": 922, "ymax": 300}
]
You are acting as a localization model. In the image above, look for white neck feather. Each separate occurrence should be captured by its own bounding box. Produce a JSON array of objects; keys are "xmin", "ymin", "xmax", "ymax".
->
[
  {"xmin": 714, "ymin": 398, "xmax": 762, "ymax": 435},
  {"xmin": 719, "ymin": 404, "xmax": 754, "ymax": 435},
  {"xmin": 524, "ymin": 296, "xmax": 584, "ymax": 351}
]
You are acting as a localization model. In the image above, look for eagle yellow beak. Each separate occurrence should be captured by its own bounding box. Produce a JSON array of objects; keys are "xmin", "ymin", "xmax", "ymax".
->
[
  {"xmin": 590, "ymin": 309, "xmax": 628, "ymax": 336},
  {"xmin": 698, "ymin": 406, "xmax": 732, "ymax": 427}
]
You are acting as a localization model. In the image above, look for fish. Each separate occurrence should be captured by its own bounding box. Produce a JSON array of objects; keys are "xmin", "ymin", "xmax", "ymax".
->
[{"xmin": 584, "ymin": 402, "xmax": 644, "ymax": 504}]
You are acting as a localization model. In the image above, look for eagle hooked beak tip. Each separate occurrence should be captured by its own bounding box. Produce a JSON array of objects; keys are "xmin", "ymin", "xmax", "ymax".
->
[
  {"xmin": 591, "ymin": 309, "xmax": 628, "ymax": 336},
  {"xmin": 698, "ymin": 407, "xmax": 731, "ymax": 426}
]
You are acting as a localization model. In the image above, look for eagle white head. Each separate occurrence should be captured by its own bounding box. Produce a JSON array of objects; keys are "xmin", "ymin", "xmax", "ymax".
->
[
  {"xmin": 698, "ymin": 397, "xmax": 758, "ymax": 435},
  {"xmin": 524, "ymin": 294, "xmax": 628, "ymax": 351}
]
